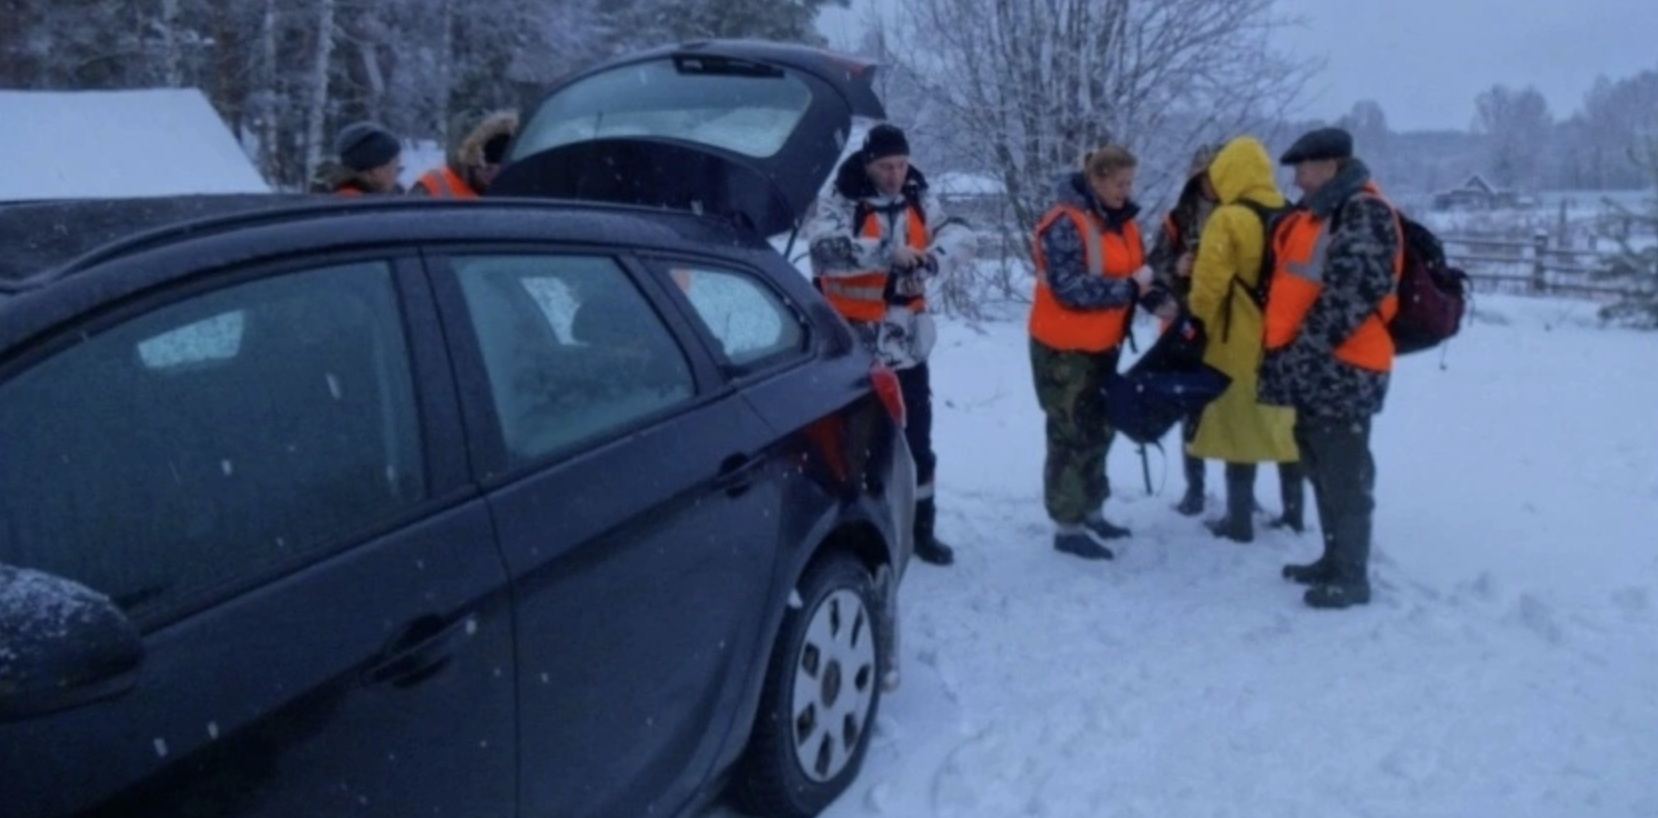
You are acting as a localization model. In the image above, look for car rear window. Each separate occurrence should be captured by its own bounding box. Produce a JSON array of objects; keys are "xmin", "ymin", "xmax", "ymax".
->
[{"xmin": 514, "ymin": 56, "xmax": 813, "ymax": 160}]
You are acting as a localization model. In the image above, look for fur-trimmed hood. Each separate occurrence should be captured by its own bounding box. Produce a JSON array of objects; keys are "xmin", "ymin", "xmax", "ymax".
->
[{"xmin": 447, "ymin": 110, "xmax": 519, "ymax": 172}]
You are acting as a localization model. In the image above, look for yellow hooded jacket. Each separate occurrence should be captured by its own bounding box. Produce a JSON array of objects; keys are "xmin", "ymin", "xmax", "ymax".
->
[{"xmin": 1186, "ymin": 136, "xmax": 1298, "ymax": 463}]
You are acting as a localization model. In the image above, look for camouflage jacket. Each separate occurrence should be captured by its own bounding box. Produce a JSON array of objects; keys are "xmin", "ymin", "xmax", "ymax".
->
[
  {"xmin": 1147, "ymin": 178, "xmax": 1214, "ymax": 305},
  {"xmin": 1257, "ymin": 159, "xmax": 1399, "ymax": 421},
  {"xmin": 804, "ymin": 157, "xmax": 975, "ymax": 295},
  {"xmin": 1035, "ymin": 173, "xmax": 1143, "ymax": 311}
]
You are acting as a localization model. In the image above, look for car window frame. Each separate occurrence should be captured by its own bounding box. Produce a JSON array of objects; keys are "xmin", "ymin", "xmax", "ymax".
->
[
  {"xmin": 0, "ymin": 247, "xmax": 466, "ymax": 632},
  {"xmin": 637, "ymin": 252, "xmax": 816, "ymax": 381},
  {"xmin": 422, "ymin": 243, "xmax": 734, "ymax": 484}
]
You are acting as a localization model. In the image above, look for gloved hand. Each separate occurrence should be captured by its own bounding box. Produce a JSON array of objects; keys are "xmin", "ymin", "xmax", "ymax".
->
[{"xmin": 892, "ymin": 266, "xmax": 927, "ymax": 298}]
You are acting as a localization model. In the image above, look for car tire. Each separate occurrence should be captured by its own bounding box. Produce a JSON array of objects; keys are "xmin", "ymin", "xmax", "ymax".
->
[{"xmin": 731, "ymin": 552, "xmax": 884, "ymax": 818}]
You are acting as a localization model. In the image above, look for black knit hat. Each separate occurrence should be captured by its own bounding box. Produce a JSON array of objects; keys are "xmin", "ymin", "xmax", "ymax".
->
[
  {"xmin": 335, "ymin": 121, "xmax": 401, "ymax": 172},
  {"xmin": 862, "ymin": 123, "xmax": 911, "ymax": 163},
  {"xmin": 1279, "ymin": 127, "xmax": 1354, "ymax": 165}
]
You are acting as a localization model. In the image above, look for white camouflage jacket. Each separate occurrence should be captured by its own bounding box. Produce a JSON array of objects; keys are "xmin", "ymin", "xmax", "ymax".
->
[{"xmin": 804, "ymin": 157, "xmax": 976, "ymax": 368}]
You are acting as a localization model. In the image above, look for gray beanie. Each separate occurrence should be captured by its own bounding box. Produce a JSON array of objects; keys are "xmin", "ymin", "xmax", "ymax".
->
[{"xmin": 335, "ymin": 122, "xmax": 401, "ymax": 172}]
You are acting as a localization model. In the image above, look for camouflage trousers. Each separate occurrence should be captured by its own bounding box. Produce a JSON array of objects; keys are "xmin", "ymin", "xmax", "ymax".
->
[{"xmin": 1030, "ymin": 339, "xmax": 1121, "ymax": 525}]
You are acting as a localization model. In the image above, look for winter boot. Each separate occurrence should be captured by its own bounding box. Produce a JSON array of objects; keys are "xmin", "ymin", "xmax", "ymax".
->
[
  {"xmin": 1281, "ymin": 557, "xmax": 1336, "ymax": 585},
  {"xmin": 1054, "ymin": 527, "xmax": 1115, "ymax": 561},
  {"xmin": 1083, "ymin": 510, "xmax": 1132, "ymax": 541},
  {"xmin": 913, "ymin": 497, "xmax": 954, "ymax": 566},
  {"xmin": 1266, "ymin": 461, "xmax": 1306, "ymax": 533},
  {"xmin": 1175, "ymin": 455, "xmax": 1205, "ymax": 516},
  {"xmin": 1303, "ymin": 580, "xmax": 1371, "ymax": 609},
  {"xmin": 1205, "ymin": 463, "xmax": 1256, "ymax": 543}
]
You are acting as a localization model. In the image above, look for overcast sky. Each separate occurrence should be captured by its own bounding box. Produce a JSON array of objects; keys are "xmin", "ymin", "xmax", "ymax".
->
[{"xmin": 819, "ymin": 0, "xmax": 1658, "ymax": 133}]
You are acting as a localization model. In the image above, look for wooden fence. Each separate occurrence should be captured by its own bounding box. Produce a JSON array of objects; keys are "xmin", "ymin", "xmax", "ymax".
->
[{"xmin": 1441, "ymin": 233, "xmax": 1648, "ymax": 299}]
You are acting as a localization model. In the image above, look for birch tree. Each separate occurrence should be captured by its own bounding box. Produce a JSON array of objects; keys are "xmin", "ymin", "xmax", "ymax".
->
[
  {"xmin": 253, "ymin": 0, "xmax": 281, "ymax": 181},
  {"xmin": 302, "ymin": 0, "xmax": 337, "ymax": 183}
]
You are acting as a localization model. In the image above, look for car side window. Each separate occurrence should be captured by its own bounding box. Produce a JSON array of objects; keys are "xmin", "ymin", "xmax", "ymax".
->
[
  {"xmin": 668, "ymin": 264, "xmax": 806, "ymax": 368},
  {"xmin": 0, "ymin": 262, "xmax": 424, "ymax": 620},
  {"xmin": 452, "ymin": 254, "xmax": 695, "ymax": 464}
]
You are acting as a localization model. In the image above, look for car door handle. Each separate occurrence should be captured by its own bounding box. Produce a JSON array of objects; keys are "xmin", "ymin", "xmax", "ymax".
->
[
  {"xmin": 364, "ymin": 614, "xmax": 472, "ymax": 688},
  {"xmin": 715, "ymin": 453, "xmax": 766, "ymax": 496}
]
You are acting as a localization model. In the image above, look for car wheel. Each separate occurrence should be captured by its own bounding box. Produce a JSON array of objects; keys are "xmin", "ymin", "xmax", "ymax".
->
[{"xmin": 732, "ymin": 552, "xmax": 884, "ymax": 818}]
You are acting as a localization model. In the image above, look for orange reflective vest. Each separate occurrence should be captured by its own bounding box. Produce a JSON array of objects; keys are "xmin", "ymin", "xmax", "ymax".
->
[
  {"xmin": 820, "ymin": 201, "xmax": 929, "ymax": 323},
  {"xmin": 413, "ymin": 167, "xmax": 478, "ymax": 198},
  {"xmin": 1028, "ymin": 205, "xmax": 1143, "ymax": 352},
  {"xmin": 1262, "ymin": 185, "xmax": 1404, "ymax": 372}
]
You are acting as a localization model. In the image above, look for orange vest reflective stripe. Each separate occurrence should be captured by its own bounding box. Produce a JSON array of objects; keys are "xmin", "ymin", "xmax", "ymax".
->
[
  {"xmin": 1028, "ymin": 205, "xmax": 1142, "ymax": 352},
  {"xmin": 1262, "ymin": 185, "xmax": 1404, "ymax": 372},
  {"xmin": 819, "ymin": 202, "xmax": 928, "ymax": 323},
  {"xmin": 415, "ymin": 167, "xmax": 478, "ymax": 198}
]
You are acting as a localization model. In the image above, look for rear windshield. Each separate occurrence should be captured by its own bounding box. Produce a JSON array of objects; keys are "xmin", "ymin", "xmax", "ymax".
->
[{"xmin": 514, "ymin": 57, "xmax": 814, "ymax": 160}]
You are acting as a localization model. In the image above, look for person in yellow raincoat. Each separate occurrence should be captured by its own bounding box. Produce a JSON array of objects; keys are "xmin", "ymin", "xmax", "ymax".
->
[{"xmin": 1186, "ymin": 135, "xmax": 1303, "ymax": 542}]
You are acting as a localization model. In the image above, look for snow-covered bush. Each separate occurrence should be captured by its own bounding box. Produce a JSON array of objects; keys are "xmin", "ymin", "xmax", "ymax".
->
[{"xmin": 1596, "ymin": 135, "xmax": 1658, "ymax": 328}]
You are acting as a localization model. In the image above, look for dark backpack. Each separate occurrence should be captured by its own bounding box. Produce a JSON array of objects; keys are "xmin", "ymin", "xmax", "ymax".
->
[
  {"xmin": 1217, "ymin": 198, "xmax": 1289, "ymax": 342},
  {"xmin": 1388, "ymin": 213, "xmax": 1471, "ymax": 355},
  {"xmin": 1319, "ymin": 199, "xmax": 1472, "ymax": 356},
  {"xmin": 1104, "ymin": 311, "xmax": 1231, "ymax": 446}
]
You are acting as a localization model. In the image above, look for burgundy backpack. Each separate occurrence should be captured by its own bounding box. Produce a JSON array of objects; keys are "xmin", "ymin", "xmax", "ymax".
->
[{"xmin": 1390, "ymin": 214, "xmax": 1471, "ymax": 355}]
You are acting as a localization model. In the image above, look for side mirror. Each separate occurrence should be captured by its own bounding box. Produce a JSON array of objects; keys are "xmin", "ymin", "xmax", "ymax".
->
[{"xmin": 0, "ymin": 564, "xmax": 143, "ymax": 721}]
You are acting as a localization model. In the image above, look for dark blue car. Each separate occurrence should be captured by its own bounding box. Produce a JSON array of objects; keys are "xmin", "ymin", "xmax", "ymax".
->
[{"xmin": 0, "ymin": 40, "xmax": 914, "ymax": 818}]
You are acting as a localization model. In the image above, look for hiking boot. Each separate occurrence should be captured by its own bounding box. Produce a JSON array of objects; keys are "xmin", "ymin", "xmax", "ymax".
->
[
  {"xmin": 914, "ymin": 536, "xmax": 955, "ymax": 566},
  {"xmin": 1281, "ymin": 558, "xmax": 1336, "ymax": 585},
  {"xmin": 1303, "ymin": 581, "xmax": 1371, "ymax": 609},
  {"xmin": 1054, "ymin": 531, "xmax": 1115, "ymax": 561},
  {"xmin": 1265, "ymin": 514, "xmax": 1305, "ymax": 534},
  {"xmin": 1083, "ymin": 515, "xmax": 1132, "ymax": 541}
]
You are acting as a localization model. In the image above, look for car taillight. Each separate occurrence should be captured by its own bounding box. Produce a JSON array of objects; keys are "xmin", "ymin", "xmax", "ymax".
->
[{"xmin": 870, "ymin": 362, "xmax": 906, "ymax": 428}]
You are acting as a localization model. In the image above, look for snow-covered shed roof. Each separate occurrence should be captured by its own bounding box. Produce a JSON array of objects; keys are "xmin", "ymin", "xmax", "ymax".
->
[{"xmin": 0, "ymin": 88, "xmax": 270, "ymax": 201}]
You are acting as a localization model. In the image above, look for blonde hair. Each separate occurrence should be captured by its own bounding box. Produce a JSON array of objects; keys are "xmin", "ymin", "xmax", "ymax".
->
[{"xmin": 1083, "ymin": 145, "xmax": 1138, "ymax": 178}]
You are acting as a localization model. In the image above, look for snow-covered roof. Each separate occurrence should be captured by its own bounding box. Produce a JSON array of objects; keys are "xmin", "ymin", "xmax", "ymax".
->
[{"xmin": 0, "ymin": 88, "xmax": 270, "ymax": 201}]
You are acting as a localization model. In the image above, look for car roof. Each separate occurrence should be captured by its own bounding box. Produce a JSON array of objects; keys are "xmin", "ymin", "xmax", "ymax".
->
[
  {"xmin": 0, "ymin": 194, "xmax": 771, "ymax": 295},
  {"xmin": 0, "ymin": 195, "xmax": 304, "ymax": 287}
]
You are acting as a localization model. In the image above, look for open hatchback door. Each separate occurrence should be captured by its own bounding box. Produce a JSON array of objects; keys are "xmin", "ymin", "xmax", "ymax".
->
[{"xmin": 491, "ymin": 41, "xmax": 887, "ymax": 246}]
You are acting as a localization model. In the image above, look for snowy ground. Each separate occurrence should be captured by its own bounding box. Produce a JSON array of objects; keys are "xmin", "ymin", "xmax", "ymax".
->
[{"xmin": 720, "ymin": 293, "xmax": 1658, "ymax": 818}]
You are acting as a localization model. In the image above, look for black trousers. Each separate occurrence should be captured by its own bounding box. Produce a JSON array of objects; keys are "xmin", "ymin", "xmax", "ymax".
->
[
  {"xmin": 1295, "ymin": 416, "xmax": 1376, "ymax": 584},
  {"xmin": 897, "ymin": 362, "xmax": 936, "ymax": 493}
]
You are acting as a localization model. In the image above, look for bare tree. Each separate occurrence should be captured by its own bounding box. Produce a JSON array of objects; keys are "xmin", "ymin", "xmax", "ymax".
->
[
  {"xmin": 880, "ymin": 0, "xmax": 1310, "ymax": 302},
  {"xmin": 1472, "ymin": 84, "xmax": 1553, "ymax": 190},
  {"xmin": 893, "ymin": 0, "xmax": 1308, "ymax": 228}
]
